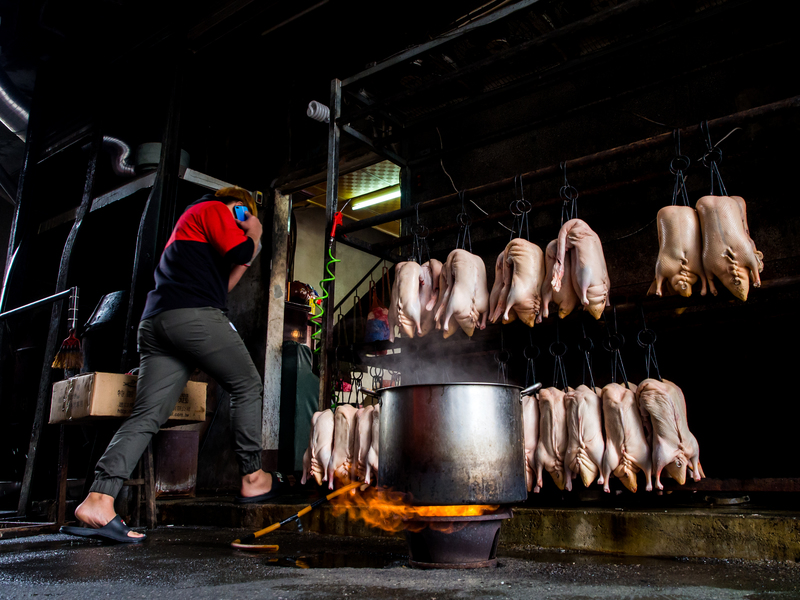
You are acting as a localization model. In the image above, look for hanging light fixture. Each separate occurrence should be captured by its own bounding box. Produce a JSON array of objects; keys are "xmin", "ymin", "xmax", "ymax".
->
[{"xmin": 351, "ymin": 184, "xmax": 401, "ymax": 210}]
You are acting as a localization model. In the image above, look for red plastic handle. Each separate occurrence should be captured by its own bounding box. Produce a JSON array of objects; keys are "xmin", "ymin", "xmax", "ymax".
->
[{"xmin": 330, "ymin": 212, "xmax": 344, "ymax": 238}]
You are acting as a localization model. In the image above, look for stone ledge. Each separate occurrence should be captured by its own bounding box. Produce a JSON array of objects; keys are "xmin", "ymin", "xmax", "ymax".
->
[{"xmin": 156, "ymin": 497, "xmax": 800, "ymax": 562}]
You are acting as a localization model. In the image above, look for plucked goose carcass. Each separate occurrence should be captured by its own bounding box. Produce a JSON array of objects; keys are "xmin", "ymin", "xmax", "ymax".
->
[
  {"xmin": 489, "ymin": 253, "xmax": 516, "ymax": 324},
  {"xmin": 490, "ymin": 238, "xmax": 545, "ymax": 327},
  {"xmin": 551, "ymin": 219, "xmax": 610, "ymax": 319},
  {"xmin": 308, "ymin": 409, "xmax": 335, "ymax": 486},
  {"xmin": 365, "ymin": 405, "xmax": 380, "ymax": 485},
  {"xmin": 418, "ymin": 259, "xmax": 442, "ymax": 337},
  {"xmin": 301, "ymin": 411, "xmax": 322, "ymax": 485},
  {"xmin": 648, "ymin": 205, "xmax": 707, "ymax": 298},
  {"xmin": 434, "ymin": 249, "xmax": 489, "ymax": 338},
  {"xmin": 327, "ymin": 404, "xmax": 358, "ymax": 489},
  {"xmin": 352, "ymin": 405, "xmax": 374, "ymax": 482},
  {"xmin": 600, "ymin": 383, "xmax": 652, "ymax": 493},
  {"xmin": 695, "ymin": 195, "xmax": 763, "ymax": 301},
  {"xmin": 388, "ymin": 261, "xmax": 422, "ymax": 341},
  {"xmin": 541, "ymin": 239, "xmax": 579, "ymax": 319},
  {"xmin": 522, "ymin": 394, "xmax": 539, "ymax": 492},
  {"xmin": 636, "ymin": 378, "xmax": 704, "ymax": 490},
  {"xmin": 534, "ymin": 387, "xmax": 569, "ymax": 491},
  {"xmin": 564, "ymin": 385, "xmax": 605, "ymax": 490}
]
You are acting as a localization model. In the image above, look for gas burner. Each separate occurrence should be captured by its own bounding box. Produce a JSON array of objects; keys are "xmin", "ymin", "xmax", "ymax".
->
[{"xmin": 403, "ymin": 507, "xmax": 513, "ymax": 569}]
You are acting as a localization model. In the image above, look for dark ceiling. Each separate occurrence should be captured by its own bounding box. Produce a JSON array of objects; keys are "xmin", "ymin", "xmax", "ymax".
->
[{"xmin": 0, "ymin": 0, "xmax": 508, "ymax": 186}]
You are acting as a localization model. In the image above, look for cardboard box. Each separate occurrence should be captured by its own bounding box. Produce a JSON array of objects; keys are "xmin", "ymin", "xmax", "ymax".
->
[{"xmin": 49, "ymin": 372, "xmax": 207, "ymax": 424}]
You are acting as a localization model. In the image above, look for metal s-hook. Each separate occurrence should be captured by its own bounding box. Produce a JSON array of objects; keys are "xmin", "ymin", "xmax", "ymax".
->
[
  {"xmin": 700, "ymin": 120, "xmax": 727, "ymax": 196},
  {"xmin": 670, "ymin": 129, "xmax": 691, "ymax": 207},
  {"xmin": 559, "ymin": 161, "xmax": 579, "ymax": 225}
]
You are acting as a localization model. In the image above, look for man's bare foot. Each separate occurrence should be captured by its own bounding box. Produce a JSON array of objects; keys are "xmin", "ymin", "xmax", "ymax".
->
[
  {"xmin": 240, "ymin": 470, "xmax": 273, "ymax": 498},
  {"xmin": 74, "ymin": 493, "xmax": 145, "ymax": 539}
]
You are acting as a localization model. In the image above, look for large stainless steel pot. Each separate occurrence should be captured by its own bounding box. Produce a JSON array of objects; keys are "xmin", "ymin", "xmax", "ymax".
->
[{"xmin": 362, "ymin": 382, "xmax": 541, "ymax": 506}]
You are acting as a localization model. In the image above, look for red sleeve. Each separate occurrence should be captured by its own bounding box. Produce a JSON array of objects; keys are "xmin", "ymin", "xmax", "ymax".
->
[{"xmin": 199, "ymin": 202, "xmax": 249, "ymax": 255}]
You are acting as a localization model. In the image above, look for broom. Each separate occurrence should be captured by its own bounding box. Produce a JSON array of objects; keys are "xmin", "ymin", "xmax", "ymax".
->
[{"xmin": 52, "ymin": 288, "xmax": 83, "ymax": 376}]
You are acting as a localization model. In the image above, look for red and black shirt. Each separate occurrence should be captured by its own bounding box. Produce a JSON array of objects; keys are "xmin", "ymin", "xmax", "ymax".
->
[{"xmin": 141, "ymin": 195, "xmax": 254, "ymax": 320}]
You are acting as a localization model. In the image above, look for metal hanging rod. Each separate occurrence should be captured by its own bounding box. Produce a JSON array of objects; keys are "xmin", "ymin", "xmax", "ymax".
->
[
  {"xmin": 337, "ymin": 95, "xmax": 800, "ymax": 237},
  {"xmin": 0, "ymin": 287, "xmax": 77, "ymax": 322}
]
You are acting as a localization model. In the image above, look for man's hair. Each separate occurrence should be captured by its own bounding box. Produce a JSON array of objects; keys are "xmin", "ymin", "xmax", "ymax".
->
[{"xmin": 215, "ymin": 186, "xmax": 257, "ymax": 218}]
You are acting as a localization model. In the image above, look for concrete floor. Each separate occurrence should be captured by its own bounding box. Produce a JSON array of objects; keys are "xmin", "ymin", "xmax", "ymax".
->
[{"xmin": 1, "ymin": 526, "xmax": 798, "ymax": 599}]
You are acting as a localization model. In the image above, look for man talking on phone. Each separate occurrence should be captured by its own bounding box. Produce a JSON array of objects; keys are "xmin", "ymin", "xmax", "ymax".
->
[{"xmin": 63, "ymin": 187, "xmax": 283, "ymax": 544}]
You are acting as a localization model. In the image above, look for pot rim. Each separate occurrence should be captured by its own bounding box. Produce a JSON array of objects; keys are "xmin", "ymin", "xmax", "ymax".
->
[{"xmin": 375, "ymin": 382, "xmax": 525, "ymax": 394}]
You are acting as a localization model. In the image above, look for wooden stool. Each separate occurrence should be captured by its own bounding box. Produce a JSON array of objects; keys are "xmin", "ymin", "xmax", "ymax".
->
[{"xmin": 55, "ymin": 424, "xmax": 157, "ymax": 529}]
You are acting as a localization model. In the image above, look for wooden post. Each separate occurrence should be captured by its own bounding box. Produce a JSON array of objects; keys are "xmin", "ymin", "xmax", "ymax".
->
[
  {"xmin": 262, "ymin": 189, "xmax": 290, "ymax": 454},
  {"xmin": 319, "ymin": 78, "xmax": 341, "ymax": 410},
  {"xmin": 55, "ymin": 425, "xmax": 69, "ymax": 525},
  {"xmin": 17, "ymin": 126, "xmax": 102, "ymax": 516}
]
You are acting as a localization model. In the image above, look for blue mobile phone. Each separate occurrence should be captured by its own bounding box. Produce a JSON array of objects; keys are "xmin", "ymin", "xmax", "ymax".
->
[{"xmin": 234, "ymin": 205, "xmax": 248, "ymax": 221}]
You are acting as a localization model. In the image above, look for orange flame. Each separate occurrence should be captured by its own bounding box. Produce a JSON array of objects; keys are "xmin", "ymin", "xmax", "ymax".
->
[{"xmin": 328, "ymin": 480, "xmax": 499, "ymax": 533}]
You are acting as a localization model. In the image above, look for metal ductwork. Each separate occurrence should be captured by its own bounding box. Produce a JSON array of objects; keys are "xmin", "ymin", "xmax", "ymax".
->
[
  {"xmin": 0, "ymin": 69, "xmax": 30, "ymax": 141},
  {"xmin": 0, "ymin": 66, "xmax": 136, "ymax": 177}
]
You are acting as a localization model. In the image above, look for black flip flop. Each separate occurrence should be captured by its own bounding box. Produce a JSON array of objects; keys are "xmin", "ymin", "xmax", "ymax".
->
[
  {"xmin": 235, "ymin": 471, "xmax": 286, "ymax": 504},
  {"xmin": 60, "ymin": 515, "xmax": 146, "ymax": 544}
]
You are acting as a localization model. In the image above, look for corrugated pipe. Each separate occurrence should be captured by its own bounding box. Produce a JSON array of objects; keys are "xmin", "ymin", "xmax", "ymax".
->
[
  {"xmin": 0, "ymin": 66, "xmax": 136, "ymax": 177},
  {"xmin": 0, "ymin": 68, "xmax": 30, "ymax": 141}
]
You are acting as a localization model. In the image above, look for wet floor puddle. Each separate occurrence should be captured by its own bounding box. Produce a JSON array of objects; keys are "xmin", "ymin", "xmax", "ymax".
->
[{"xmin": 261, "ymin": 553, "xmax": 408, "ymax": 569}]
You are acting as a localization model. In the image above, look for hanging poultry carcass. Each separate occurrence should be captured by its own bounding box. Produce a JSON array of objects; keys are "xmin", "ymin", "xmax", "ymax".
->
[
  {"xmin": 489, "ymin": 238, "xmax": 546, "ymax": 327},
  {"xmin": 541, "ymin": 238, "xmax": 579, "ymax": 319},
  {"xmin": 388, "ymin": 261, "xmax": 422, "ymax": 341},
  {"xmin": 418, "ymin": 259, "xmax": 442, "ymax": 337},
  {"xmin": 489, "ymin": 253, "xmax": 516, "ymax": 324},
  {"xmin": 636, "ymin": 378, "xmax": 704, "ymax": 490},
  {"xmin": 306, "ymin": 409, "xmax": 335, "ymax": 486},
  {"xmin": 648, "ymin": 205, "xmax": 708, "ymax": 298},
  {"xmin": 534, "ymin": 387, "xmax": 569, "ymax": 491},
  {"xmin": 600, "ymin": 382, "xmax": 652, "ymax": 493},
  {"xmin": 351, "ymin": 405, "xmax": 375, "ymax": 482},
  {"xmin": 564, "ymin": 385, "xmax": 605, "ymax": 490},
  {"xmin": 695, "ymin": 195, "xmax": 763, "ymax": 301},
  {"xmin": 434, "ymin": 249, "xmax": 489, "ymax": 338},
  {"xmin": 522, "ymin": 393, "xmax": 539, "ymax": 492},
  {"xmin": 327, "ymin": 404, "xmax": 358, "ymax": 489},
  {"xmin": 365, "ymin": 404, "xmax": 380, "ymax": 485},
  {"xmin": 551, "ymin": 219, "xmax": 610, "ymax": 319}
]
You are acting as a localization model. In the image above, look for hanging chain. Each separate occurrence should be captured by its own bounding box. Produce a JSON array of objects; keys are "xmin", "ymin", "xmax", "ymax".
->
[
  {"xmin": 369, "ymin": 366, "xmax": 383, "ymax": 391},
  {"xmin": 337, "ymin": 306, "xmax": 348, "ymax": 346},
  {"xmin": 495, "ymin": 329, "xmax": 511, "ymax": 384},
  {"xmin": 381, "ymin": 263, "xmax": 392, "ymax": 305},
  {"xmin": 670, "ymin": 129, "xmax": 691, "ymax": 207},
  {"xmin": 456, "ymin": 191, "xmax": 472, "ymax": 252},
  {"xmin": 550, "ymin": 322, "xmax": 569, "ymax": 392},
  {"xmin": 331, "ymin": 348, "xmax": 342, "ymax": 408},
  {"xmin": 410, "ymin": 203, "xmax": 431, "ymax": 264},
  {"xmin": 579, "ymin": 317, "xmax": 596, "ymax": 390},
  {"xmin": 637, "ymin": 306, "xmax": 662, "ymax": 381},
  {"xmin": 602, "ymin": 305, "xmax": 629, "ymax": 389},
  {"xmin": 508, "ymin": 175, "xmax": 532, "ymax": 241},
  {"xmin": 524, "ymin": 330, "xmax": 540, "ymax": 389},
  {"xmin": 559, "ymin": 161, "xmax": 579, "ymax": 225},
  {"xmin": 701, "ymin": 120, "xmax": 728, "ymax": 197},
  {"xmin": 352, "ymin": 294, "xmax": 360, "ymax": 341},
  {"xmin": 390, "ymin": 369, "xmax": 402, "ymax": 387},
  {"xmin": 349, "ymin": 367, "xmax": 363, "ymax": 405}
]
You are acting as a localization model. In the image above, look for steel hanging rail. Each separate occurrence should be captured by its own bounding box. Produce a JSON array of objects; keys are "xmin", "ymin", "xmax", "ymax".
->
[{"xmin": 336, "ymin": 95, "xmax": 800, "ymax": 237}]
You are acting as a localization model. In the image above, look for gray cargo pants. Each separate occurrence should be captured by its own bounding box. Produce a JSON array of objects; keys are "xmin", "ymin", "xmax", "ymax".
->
[{"xmin": 90, "ymin": 307, "xmax": 262, "ymax": 498}]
